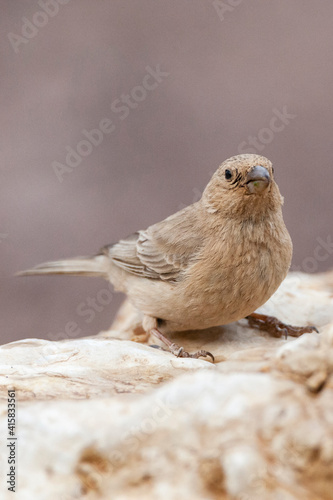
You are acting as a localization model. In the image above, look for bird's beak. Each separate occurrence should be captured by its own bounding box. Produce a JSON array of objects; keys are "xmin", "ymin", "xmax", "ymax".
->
[{"xmin": 245, "ymin": 166, "xmax": 271, "ymax": 194}]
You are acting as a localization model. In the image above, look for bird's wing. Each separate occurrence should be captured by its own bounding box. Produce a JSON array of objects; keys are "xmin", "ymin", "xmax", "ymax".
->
[{"xmin": 101, "ymin": 204, "xmax": 203, "ymax": 282}]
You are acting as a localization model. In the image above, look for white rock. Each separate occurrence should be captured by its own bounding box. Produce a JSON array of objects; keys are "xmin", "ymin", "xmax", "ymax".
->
[{"xmin": 0, "ymin": 271, "xmax": 332, "ymax": 499}]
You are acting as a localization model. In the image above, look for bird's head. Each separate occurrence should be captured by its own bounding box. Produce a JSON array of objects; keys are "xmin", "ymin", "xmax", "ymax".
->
[{"xmin": 202, "ymin": 154, "xmax": 283, "ymax": 220}]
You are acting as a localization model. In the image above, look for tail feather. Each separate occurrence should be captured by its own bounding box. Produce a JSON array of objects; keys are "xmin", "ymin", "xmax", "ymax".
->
[{"xmin": 16, "ymin": 255, "xmax": 109, "ymax": 278}]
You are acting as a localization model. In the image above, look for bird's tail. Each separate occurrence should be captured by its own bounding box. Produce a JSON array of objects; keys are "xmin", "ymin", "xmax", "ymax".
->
[{"xmin": 16, "ymin": 254, "xmax": 109, "ymax": 278}]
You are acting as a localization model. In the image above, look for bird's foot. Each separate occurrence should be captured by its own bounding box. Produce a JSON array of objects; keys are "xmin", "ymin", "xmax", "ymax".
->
[
  {"xmin": 170, "ymin": 344, "xmax": 215, "ymax": 362},
  {"xmin": 246, "ymin": 312, "xmax": 318, "ymax": 339},
  {"xmin": 150, "ymin": 328, "xmax": 214, "ymax": 362}
]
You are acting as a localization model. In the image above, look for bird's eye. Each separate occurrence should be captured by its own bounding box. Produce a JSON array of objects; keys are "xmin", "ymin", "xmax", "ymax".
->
[{"xmin": 225, "ymin": 169, "xmax": 232, "ymax": 180}]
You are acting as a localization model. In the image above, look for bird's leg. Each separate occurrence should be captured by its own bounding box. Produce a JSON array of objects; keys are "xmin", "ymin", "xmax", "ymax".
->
[
  {"xmin": 150, "ymin": 328, "xmax": 215, "ymax": 362},
  {"xmin": 246, "ymin": 312, "xmax": 318, "ymax": 339}
]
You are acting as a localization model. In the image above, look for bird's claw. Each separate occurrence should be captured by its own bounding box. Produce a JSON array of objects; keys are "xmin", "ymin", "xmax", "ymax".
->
[
  {"xmin": 246, "ymin": 313, "xmax": 319, "ymax": 339},
  {"xmin": 170, "ymin": 343, "xmax": 215, "ymax": 362},
  {"xmin": 150, "ymin": 329, "xmax": 215, "ymax": 362}
]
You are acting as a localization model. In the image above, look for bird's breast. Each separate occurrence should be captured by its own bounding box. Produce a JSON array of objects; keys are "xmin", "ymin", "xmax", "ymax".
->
[{"xmin": 166, "ymin": 220, "xmax": 292, "ymax": 330}]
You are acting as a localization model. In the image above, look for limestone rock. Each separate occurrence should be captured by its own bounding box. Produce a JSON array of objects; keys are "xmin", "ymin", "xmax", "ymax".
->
[{"xmin": 0, "ymin": 272, "xmax": 333, "ymax": 499}]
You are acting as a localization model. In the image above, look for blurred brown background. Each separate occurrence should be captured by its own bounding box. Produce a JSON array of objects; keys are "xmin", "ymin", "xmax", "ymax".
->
[{"xmin": 1, "ymin": 1, "xmax": 333, "ymax": 345}]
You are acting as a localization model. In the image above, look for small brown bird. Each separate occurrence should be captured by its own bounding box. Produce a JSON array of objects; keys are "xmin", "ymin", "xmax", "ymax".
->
[{"xmin": 19, "ymin": 154, "xmax": 316, "ymax": 361}]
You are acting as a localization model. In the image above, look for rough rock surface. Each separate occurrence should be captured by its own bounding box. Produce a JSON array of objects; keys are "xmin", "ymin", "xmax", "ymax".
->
[{"xmin": 0, "ymin": 272, "xmax": 333, "ymax": 499}]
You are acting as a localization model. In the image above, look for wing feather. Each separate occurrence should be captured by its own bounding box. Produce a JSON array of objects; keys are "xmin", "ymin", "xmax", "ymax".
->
[{"xmin": 101, "ymin": 204, "xmax": 204, "ymax": 282}]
